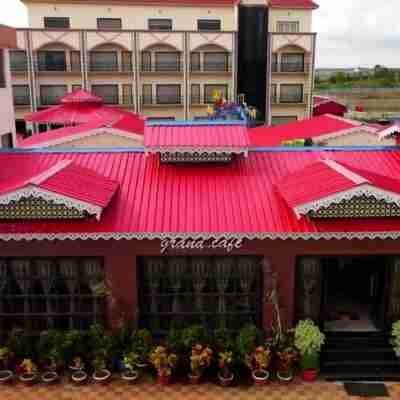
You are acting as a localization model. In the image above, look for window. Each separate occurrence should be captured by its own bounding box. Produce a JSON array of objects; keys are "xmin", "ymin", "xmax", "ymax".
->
[
  {"xmin": 90, "ymin": 52, "xmax": 118, "ymax": 72},
  {"xmin": 1, "ymin": 133, "xmax": 13, "ymax": 149},
  {"xmin": 271, "ymin": 84, "xmax": 277, "ymax": 103},
  {"xmin": 191, "ymin": 84, "xmax": 201, "ymax": 104},
  {"xmin": 37, "ymin": 51, "xmax": 67, "ymax": 72},
  {"xmin": 142, "ymin": 84, "xmax": 152, "ymax": 105},
  {"xmin": 190, "ymin": 52, "xmax": 200, "ymax": 72},
  {"xmin": 13, "ymin": 85, "xmax": 30, "ymax": 106},
  {"xmin": 122, "ymin": 84, "xmax": 133, "ymax": 105},
  {"xmin": 281, "ymin": 53, "xmax": 304, "ymax": 72},
  {"xmin": 72, "ymin": 84, "xmax": 82, "ymax": 91},
  {"xmin": 122, "ymin": 51, "xmax": 132, "ymax": 72},
  {"xmin": 204, "ymin": 52, "xmax": 229, "ymax": 72},
  {"xmin": 271, "ymin": 116, "xmax": 298, "ymax": 126},
  {"xmin": 40, "ymin": 85, "xmax": 67, "ymax": 105},
  {"xmin": 70, "ymin": 51, "xmax": 81, "ymax": 72},
  {"xmin": 0, "ymin": 257, "xmax": 105, "ymax": 333},
  {"xmin": 97, "ymin": 18, "xmax": 122, "ymax": 30},
  {"xmin": 155, "ymin": 52, "xmax": 180, "ymax": 72},
  {"xmin": 197, "ymin": 19, "xmax": 221, "ymax": 31},
  {"xmin": 271, "ymin": 53, "xmax": 278, "ymax": 72},
  {"xmin": 148, "ymin": 19, "xmax": 172, "ymax": 31},
  {"xmin": 141, "ymin": 51, "xmax": 151, "ymax": 72},
  {"xmin": 277, "ymin": 21, "xmax": 299, "ymax": 33},
  {"xmin": 139, "ymin": 256, "xmax": 262, "ymax": 335},
  {"xmin": 44, "ymin": 17, "xmax": 70, "ymax": 29},
  {"xmin": 91, "ymin": 84, "xmax": 119, "ymax": 104},
  {"xmin": 0, "ymin": 50, "xmax": 4, "ymax": 88},
  {"xmin": 280, "ymin": 84, "xmax": 303, "ymax": 103},
  {"xmin": 156, "ymin": 84, "xmax": 181, "ymax": 104},
  {"xmin": 204, "ymin": 84, "xmax": 228, "ymax": 103},
  {"xmin": 10, "ymin": 51, "xmax": 27, "ymax": 72}
]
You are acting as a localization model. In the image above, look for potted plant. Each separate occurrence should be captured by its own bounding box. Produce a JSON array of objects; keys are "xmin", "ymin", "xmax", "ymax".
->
[
  {"xmin": 294, "ymin": 319, "xmax": 325, "ymax": 382},
  {"xmin": 188, "ymin": 344, "xmax": 213, "ymax": 384},
  {"xmin": 0, "ymin": 346, "xmax": 13, "ymax": 384},
  {"xmin": 37, "ymin": 330, "xmax": 64, "ymax": 384},
  {"xmin": 17, "ymin": 359, "xmax": 38, "ymax": 385},
  {"xmin": 275, "ymin": 332, "xmax": 298, "ymax": 383},
  {"xmin": 218, "ymin": 351, "xmax": 234, "ymax": 386},
  {"xmin": 121, "ymin": 352, "xmax": 139, "ymax": 383},
  {"xmin": 88, "ymin": 324, "xmax": 112, "ymax": 384},
  {"xmin": 130, "ymin": 329, "xmax": 152, "ymax": 369},
  {"xmin": 69, "ymin": 357, "xmax": 87, "ymax": 384},
  {"xmin": 62, "ymin": 330, "xmax": 88, "ymax": 384},
  {"xmin": 149, "ymin": 346, "xmax": 178, "ymax": 385}
]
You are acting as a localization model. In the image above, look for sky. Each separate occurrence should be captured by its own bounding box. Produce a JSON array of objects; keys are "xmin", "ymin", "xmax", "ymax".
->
[{"xmin": 1, "ymin": 0, "xmax": 399, "ymax": 68}]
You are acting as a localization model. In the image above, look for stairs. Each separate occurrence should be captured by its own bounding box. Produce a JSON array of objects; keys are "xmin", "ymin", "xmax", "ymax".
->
[{"xmin": 321, "ymin": 332, "xmax": 400, "ymax": 381}]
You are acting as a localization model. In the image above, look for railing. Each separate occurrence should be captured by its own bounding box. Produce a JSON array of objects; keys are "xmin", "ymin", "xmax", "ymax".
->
[
  {"xmin": 141, "ymin": 96, "xmax": 183, "ymax": 106},
  {"xmin": 39, "ymin": 95, "xmax": 65, "ymax": 106},
  {"xmin": 140, "ymin": 62, "xmax": 182, "ymax": 73},
  {"xmin": 190, "ymin": 95, "xmax": 232, "ymax": 105},
  {"xmin": 89, "ymin": 63, "xmax": 133, "ymax": 72},
  {"xmin": 13, "ymin": 96, "xmax": 31, "ymax": 106},
  {"xmin": 272, "ymin": 62, "xmax": 310, "ymax": 73},
  {"xmin": 271, "ymin": 93, "xmax": 308, "ymax": 104},
  {"xmin": 35, "ymin": 61, "xmax": 81, "ymax": 73},
  {"xmin": 190, "ymin": 62, "xmax": 232, "ymax": 73},
  {"xmin": 10, "ymin": 62, "xmax": 28, "ymax": 72}
]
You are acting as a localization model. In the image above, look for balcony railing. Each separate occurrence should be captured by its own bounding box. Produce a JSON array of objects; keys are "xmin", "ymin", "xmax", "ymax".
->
[
  {"xmin": 35, "ymin": 61, "xmax": 81, "ymax": 73},
  {"xmin": 38, "ymin": 94, "xmax": 134, "ymax": 107},
  {"xmin": 13, "ymin": 96, "xmax": 31, "ymax": 106},
  {"xmin": 39, "ymin": 95, "xmax": 66, "ymax": 106},
  {"xmin": 190, "ymin": 95, "xmax": 232, "ymax": 105},
  {"xmin": 88, "ymin": 63, "xmax": 133, "ymax": 73},
  {"xmin": 190, "ymin": 62, "xmax": 231, "ymax": 73},
  {"xmin": 271, "ymin": 93, "xmax": 308, "ymax": 104},
  {"xmin": 10, "ymin": 62, "xmax": 28, "ymax": 72},
  {"xmin": 272, "ymin": 62, "xmax": 309, "ymax": 73},
  {"xmin": 141, "ymin": 96, "xmax": 183, "ymax": 106},
  {"xmin": 140, "ymin": 62, "xmax": 182, "ymax": 73}
]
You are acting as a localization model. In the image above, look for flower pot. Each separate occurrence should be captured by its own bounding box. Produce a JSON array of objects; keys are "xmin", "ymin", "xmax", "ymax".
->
[
  {"xmin": 0, "ymin": 370, "xmax": 13, "ymax": 384},
  {"xmin": 277, "ymin": 370, "xmax": 294, "ymax": 383},
  {"xmin": 302, "ymin": 368, "xmax": 319, "ymax": 382},
  {"xmin": 92, "ymin": 369, "xmax": 111, "ymax": 384},
  {"xmin": 71, "ymin": 370, "xmax": 88, "ymax": 385},
  {"xmin": 121, "ymin": 369, "xmax": 139, "ymax": 384},
  {"xmin": 136, "ymin": 362, "xmax": 148, "ymax": 369},
  {"xmin": 252, "ymin": 369, "xmax": 269, "ymax": 386},
  {"xmin": 69, "ymin": 363, "xmax": 84, "ymax": 373},
  {"xmin": 218, "ymin": 372, "xmax": 234, "ymax": 387},
  {"xmin": 157, "ymin": 374, "xmax": 171, "ymax": 385},
  {"xmin": 41, "ymin": 371, "xmax": 59, "ymax": 384},
  {"xmin": 19, "ymin": 372, "xmax": 37, "ymax": 385},
  {"xmin": 188, "ymin": 373, "xmax": 201, "ymax": 384}
]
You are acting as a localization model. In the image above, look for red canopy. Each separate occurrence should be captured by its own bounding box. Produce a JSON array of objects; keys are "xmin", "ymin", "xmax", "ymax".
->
[{"xmin": 25, "ymin": 89, "xmax": 133, "ymax": 125}]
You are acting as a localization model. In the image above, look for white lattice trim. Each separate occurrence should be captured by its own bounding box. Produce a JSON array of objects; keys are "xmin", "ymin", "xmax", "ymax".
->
[
  {"xmin": 294, "ymin": 184, "xmax": 400, "ymax": 218},
  {"xmin": 0, "ymin": 185, "xmax": 103, "ymax": 220},
  {"xmin": 145, "ymin": 146, "xmax": 248, "ymax": 155},
  {"xmin": 378, "ymin": 124, "xmax": 400, "ymax": 140},
  {"xmin": 1, "ymin": 231, "xmax": 400, "ymax": 242}
]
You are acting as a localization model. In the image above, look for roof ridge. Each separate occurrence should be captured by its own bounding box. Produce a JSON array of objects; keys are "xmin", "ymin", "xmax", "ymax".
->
[
  {"xmin": 322, "ymin": 158, "xmax": 369, "ymax": 185},
  {"xmin": 29, "ymin": 160, "xmax": 73, "ymax": 185}
]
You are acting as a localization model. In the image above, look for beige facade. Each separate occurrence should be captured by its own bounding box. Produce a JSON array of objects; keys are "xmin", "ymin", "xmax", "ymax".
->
[{"xmin": 13, "ymin": 0, "xmax": 317, "ymax": 126}]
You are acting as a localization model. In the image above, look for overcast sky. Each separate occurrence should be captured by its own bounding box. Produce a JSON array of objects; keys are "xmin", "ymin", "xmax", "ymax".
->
[{"xmin": 1, "ymin": 0, "xmax": 399, "ymax": 68}]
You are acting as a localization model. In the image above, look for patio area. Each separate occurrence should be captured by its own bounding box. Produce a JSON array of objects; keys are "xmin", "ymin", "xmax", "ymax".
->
[{"xmin": 0, "ymin": 379, "xmax": 399, "ymax": 400}]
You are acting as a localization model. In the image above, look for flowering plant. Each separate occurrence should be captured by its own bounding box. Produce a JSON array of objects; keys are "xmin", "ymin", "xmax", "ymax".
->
[
  {"xmin": 123, "ymin": 352, "xmax": 140, "ymax": 371},
  {"xmin": 218, "ymin": 351, "xmax": 233, "ymax": 379},
  {"xmin": 189, "ymin": 344, "xmax": 213, "ymax": 377},
  {"xmin": 149, "ymin": 346, "xmax": 178, "ymax": 377},
  {"xmin": 0, "ymin": 347, "xmax": 10, "ymax": 370},
  {"xmin": 391, "ymin": 320, "xmax": 400, "ymax": 357},
  {"xmin": 17, "ymin": 359, "xmax": 37, "ymax": 375},
  {"xmin": 245, "ymin": 346, "xmax": 271, "ymax": 371}
]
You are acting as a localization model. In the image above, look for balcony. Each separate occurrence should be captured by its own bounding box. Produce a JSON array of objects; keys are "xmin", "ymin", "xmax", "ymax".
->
[
  {"xmin": 272, "ymin": 62, "xmax": 310, "ymax": 73},
  {"xmin": 141, "ymin": 96, "xmax": 183, "ymax": 106},
  {"xmin": 190, "ymin": 95, "xmax": 232, "ymax": 105},
  {"xmin": 271, "ymin": 93, "xmax": 308, "ymax": 104},
  {"xmin": 190, "ymin": 62, "xmax": 232, "ymax": 73},
  {"xmin": 35, "ymin": 61, "xmax": 81, "ymax": 73},
  {"xmin": 10, "ymin": 62, "xmax": 28, "ymax": 73},
  {"xmin": 140, "ymin": 62, "xmax": 182, "ymax": 73},
  {"xmin": 13, "ymin": 96, "xmax": 31, "ymax": 106},
  {"xmin": 39, "ymin": 96, "xmax": 65, "ymax": 106},
  {"xmin": 89, "ymin": 62, "xmax": 133, "ymax": 73}
]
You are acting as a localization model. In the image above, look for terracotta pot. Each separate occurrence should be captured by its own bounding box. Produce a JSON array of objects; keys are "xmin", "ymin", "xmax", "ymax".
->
[
  {"xmin": 19, "ymin": 372, "xmax": 37, "ymax": 385},
  {"xmin": 252, "ymin": 369, "xmax": 269, "ymax": 386},
  {"xmin": 0, "ymin": 370, "xmax": 13, "ymax": 384},
  {"xmin": 188, "ymin": 373, "xmax": 201, "ymax": 384},
  {"xmin": 92, "ymin": 369, "xmax": 111, "ymax": 384},
  {"xmin": 41, "ymin": 371, "xmax": 59, "ymax": 384},
  {"xmin": 302, "ymin": 368, "xmax": 318, "ymax": 382},
  {"xmin": 121, "ymin": 369, "xmax": 139, "ymax": 384},
  {"xmin": 71, "ymin": 370, "xmax": 88, "ymax": 384},
  {"xmin": 218, "ymin": 372, "xmax": 234, "ymax": 387},
  {"xmin": 157, "ymin": 374, "xmax": 171, "ymax": 385}
]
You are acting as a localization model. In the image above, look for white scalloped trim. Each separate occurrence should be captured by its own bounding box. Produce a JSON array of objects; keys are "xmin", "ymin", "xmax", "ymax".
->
[
  {"xmin": 145, "ymin": 146, "xmax": 248, "ymax": 155},
  {"xmin": 0, "ymin": 231, "xmax": 400, "ymax": 241},
  {"xmin": 0, "ymin": 185, "xmax": 103, "ymax": 220},
  {"xmin": 294, "ymin": 184, "xmax": 400, "ymax": 218}
]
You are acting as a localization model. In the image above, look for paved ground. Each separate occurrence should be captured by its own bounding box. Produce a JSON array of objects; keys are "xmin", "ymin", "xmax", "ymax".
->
[{"xmin": 1, "ymin": 377, "xmax": 400, "ymax": 400}]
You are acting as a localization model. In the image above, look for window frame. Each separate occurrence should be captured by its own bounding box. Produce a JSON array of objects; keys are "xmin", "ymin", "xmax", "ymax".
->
[
  {"xmin": 0, "ymin": 50, "xmax": 5, "ymax": 88},
  {"xmin": 148, "ymin": 18, "xmax": 173, "ymax": 31},
  {"xmin": 142, "ymin": 84, "xmax": 153, "ymax": 105},
  {"xmin": 39, "ymin": 85, "xmax": 68, "ymax": 106},
  {"xmin": 203, "ymin": 52, "xmax": 229, "ymax": 72},
  {"xmin": 37, "ymin": 50, "xmax": 67, "ymax": 72},
  {"xmin": 276, "ymin": 20, "xmax": 300, "ymax": 33},
  {"xmin": 96, "ymin": 18, "xmax": 122, "ymax": 30},
  {"xmin": 91, "ymin": 84, "xmax": 120, "ymax": 104},
  {"xmin": 156, "ymin": 84, "xmax": 181, "ymax": 105},
  {"xmin": 155, "ymin": 52, "xmax": 180, "ymax": 72},
  {"xmin": 279, "ymin": 84, "xmax": 304, "ymax": 103},
  {"xmin": 9, "ymin": 50, "xmax": 28, "ymax": 72},
  {"xmin": 197, "ymin": 19, "xmax": 221, "ymax": 31},
  {"xmin": 190, "ymin": 83, "xmax": 201, "ymax": 105},
  {"xmin": 44, "ymin": 17, "xmax": 71, "ymax": 29},
  {"xmin": 280, "ymin": 52, "xmax": 305, "ymax": 72},
  {"xmin": 13, "ymin": 85, "xmax": 31, "ymax": 106},
  {"xmin": 1, "ymin": 133, "xmax": 13, "ymax": 149},
  {"xmin": 89, "ymin": 51, "xmax": 119, "ymax": 72}
]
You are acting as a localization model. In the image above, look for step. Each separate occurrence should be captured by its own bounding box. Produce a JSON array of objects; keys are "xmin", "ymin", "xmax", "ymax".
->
[{"xmin": 323, "ymin": 359, "xmax": 400, "ymax": 368}]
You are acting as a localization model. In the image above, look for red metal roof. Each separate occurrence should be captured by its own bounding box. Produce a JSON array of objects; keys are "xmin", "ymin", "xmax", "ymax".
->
[
  {"xmin": 145, "ymin": 123, "xmax": 249, "ymax": 153},
  {"xmin": 1, "ymin": 149, "xmax": 400, "ymax": 240},
  {"xmin": 269, "ymin": 0, "xmax": 319, "ymax": 9},
  {"xmin": 60, "ymin": 89, "xmax": 103, "ymax": 104},
  {"xmin": 19, "ymin": 114, "xmax": 145, "ymax": 148},
  {"xmin": 249, "ymin": 115, "xmax": 362, "ymax": 147}
]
